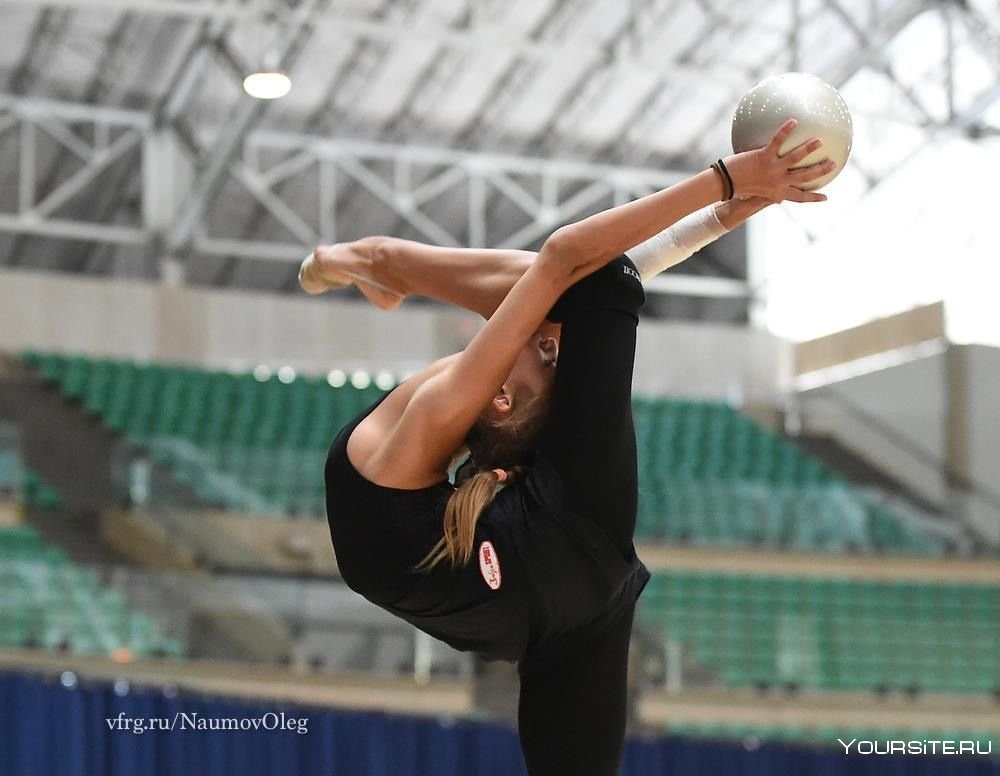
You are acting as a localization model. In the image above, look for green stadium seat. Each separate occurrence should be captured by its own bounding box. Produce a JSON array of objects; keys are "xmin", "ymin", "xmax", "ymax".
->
[
  {"xmin": 0, "ymin": 525, "xmax": 185, "ymax": 658},
  {"xmin": 640, "ymin": 570, "xmax": 999, "ymax": 695}
]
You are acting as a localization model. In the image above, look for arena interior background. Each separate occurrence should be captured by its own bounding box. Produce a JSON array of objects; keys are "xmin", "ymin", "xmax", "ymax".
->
[{"xmin": 0, "ymin": 0, "xmax": 998, "ymax": 774}]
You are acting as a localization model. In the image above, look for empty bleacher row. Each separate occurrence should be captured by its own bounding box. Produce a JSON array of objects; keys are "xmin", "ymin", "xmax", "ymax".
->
[
  {"xmin": 24, "ymin": 351, "xmax": 944, "ymax": 556},
  {"xmin": 640, "ymin": 571, "xmax": 1000, "ymax": 694},
  {"xmin": 0, "ymin": 523, "xmax": 183, "ymax": 659},
  {"xmin": 0, "ymin": 470, "xmax": 181, "ymax": 657}
]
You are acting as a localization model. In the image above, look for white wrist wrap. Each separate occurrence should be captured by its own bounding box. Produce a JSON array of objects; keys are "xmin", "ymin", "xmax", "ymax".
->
[{"xmin": 625, "ymin": 206, "xmax": 728, "ymax": 282}]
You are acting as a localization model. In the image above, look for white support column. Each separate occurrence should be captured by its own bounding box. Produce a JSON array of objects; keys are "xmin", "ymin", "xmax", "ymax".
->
[
  {"xmin": 142, "ymin": 128, "xmax": 195, "ymax": 231},
  {"xmin": 467, "ymin": 169, "xmax": 486, "ymax": 248},
  {"xmin": 413, "ymin": 629, "xmax": 434, "ymax": 686},
  {"xmin": 18, "ymin": 120, "xmax": 35, "ymax": 213},
  {"xmin": 318, "ymin": 158, "xmax": 337, "ymax": 243}
]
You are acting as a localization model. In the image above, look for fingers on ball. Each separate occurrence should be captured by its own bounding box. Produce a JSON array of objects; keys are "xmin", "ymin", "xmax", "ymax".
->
[
  {"xmin": 785, "ymin": 137, "xmax": 824, "ymax": 165},
  {"xmin": 766, "ymin": 119, "xmax": 798, "ymax": 150},
  {"xmin": 791, "ymin": 160, "xmax": 836, "ymax": 183}
]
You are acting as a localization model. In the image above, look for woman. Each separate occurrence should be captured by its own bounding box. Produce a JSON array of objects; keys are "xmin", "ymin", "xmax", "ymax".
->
[{"xmin": 303, "ymin": 120, "xmax": 833, "ymax": 775}]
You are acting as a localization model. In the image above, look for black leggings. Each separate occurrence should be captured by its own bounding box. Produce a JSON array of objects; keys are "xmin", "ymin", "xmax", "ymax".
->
[
  {"xmin": 518, "ymin": 602, "xmax": 636, "ymax": 775},
  {"xmin": 518, "ymin": 257, "xmax": 643, "ymax": 775},
  {"xmin": 537, "ymin": 266, "xmax": 641, "ymax": 559}
]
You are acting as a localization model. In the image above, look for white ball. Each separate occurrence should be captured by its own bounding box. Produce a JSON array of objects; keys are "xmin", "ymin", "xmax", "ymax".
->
[{"xmin": 731, "ymin": 72, "xmax": 853, "ymax": 191}]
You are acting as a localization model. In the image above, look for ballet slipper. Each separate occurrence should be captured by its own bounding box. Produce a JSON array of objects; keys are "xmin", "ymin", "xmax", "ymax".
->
[{"xmin": 299, "ymin": 251, "xmax": 350, "ymax": 295}]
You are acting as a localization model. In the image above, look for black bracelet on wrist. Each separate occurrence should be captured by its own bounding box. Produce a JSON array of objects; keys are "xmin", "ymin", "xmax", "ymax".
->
[
  {"xmin": 716, "ymin": 158, "xmax": 735, "ymax": 201},
  {"xmin": 709, "ymin": 162, "xmax": 723, "ymax": 198},
  {"xmin": 710, "ymin": 161, "xmax": 733, "ymax": 201}
]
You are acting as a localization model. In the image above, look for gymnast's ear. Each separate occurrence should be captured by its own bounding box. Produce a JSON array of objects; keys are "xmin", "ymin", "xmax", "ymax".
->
[{"xmin": 492, "ymin": 386, "xmax": 513, "ymax": 415}]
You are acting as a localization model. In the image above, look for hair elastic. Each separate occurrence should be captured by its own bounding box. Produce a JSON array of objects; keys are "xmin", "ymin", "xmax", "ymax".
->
[
  {"xmin": 710, "ymin": 161, "xmax": 733, "ymax": 201},
  {"xmin": 716, "ymin": 158, "xmax": 735, "ymax": 200}
]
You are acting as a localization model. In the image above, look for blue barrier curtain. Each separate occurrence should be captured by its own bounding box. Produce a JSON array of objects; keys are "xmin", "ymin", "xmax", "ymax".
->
[{"xmin": 2, "ymin": 672, "xmax": 997, "ymax": 776}]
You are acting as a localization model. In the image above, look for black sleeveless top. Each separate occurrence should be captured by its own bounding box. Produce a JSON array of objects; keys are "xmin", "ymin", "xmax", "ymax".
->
[{"xmin": 325, "ymin": 415, "xmax": 647, "ymax": 672}]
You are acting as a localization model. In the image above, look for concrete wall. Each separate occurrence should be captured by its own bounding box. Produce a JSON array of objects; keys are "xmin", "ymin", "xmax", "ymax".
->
[
  {"xmin": 0, "ymin": 268, "xmax": 468, "ymax": 378},
  {"xmin": 797, "ymin": 353, "xmax": 949, "ymax": 506},
  {"xmin": 797, "ymin": 346, "xmax": 1000, "ymax": 544},
  {"xmin": 632, "ymin": 321, "xmax": 789, "ymax": 403},
  {"xmin": 963, "ymin": 346, "xmax": 1000, "ymax": 543},
  {"xmin": 0, "ymin": 267, "xmax": 790, "ymax": 404}
]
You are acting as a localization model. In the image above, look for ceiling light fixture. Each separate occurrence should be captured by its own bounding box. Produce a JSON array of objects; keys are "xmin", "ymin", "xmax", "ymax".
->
[
  {"xmin": 243, "ymin": 70, "xmax": 291, "ymax": 100},
  {"xmin": 243, "ymin": 2, "xmax": 291, "ymax": 100}
]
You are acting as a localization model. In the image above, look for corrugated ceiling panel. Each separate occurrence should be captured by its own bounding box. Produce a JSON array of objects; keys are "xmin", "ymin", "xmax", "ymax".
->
[
  {"xmin": 570, "ymin": 62, "xmax": 661, "ymax": 147},
  {"xmin": 40, "ymin": 8, "xmax": 125, "ymax": 96},
  {"xmin": 0, "ymin": 7, "xmax": 44, "ymax": 72}
]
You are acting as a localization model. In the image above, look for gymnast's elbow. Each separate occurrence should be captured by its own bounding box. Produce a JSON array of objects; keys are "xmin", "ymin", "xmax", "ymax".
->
[{"xmin": 536, "ymin": 225, "xmax": 601, "ymax": 284}]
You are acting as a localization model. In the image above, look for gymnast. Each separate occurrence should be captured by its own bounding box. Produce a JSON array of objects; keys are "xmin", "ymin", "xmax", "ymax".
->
[{"xmin": 301, "ymin": 120, "xmax": 832, "ymax": 775}]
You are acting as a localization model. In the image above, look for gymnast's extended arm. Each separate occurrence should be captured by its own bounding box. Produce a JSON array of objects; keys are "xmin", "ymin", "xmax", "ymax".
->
[
  {"xmin": 323, "ymin": 123, "xmax": 833, "ymax": 490},
  {"xmin": 299, "ymin": 195, "xmax": 770, "ymax": 317}
]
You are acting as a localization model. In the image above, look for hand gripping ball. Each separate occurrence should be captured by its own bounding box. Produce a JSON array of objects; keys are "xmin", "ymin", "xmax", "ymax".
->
[{"xmin": 731, "ymin": 72, "xmax": 853, "ymax": 191}]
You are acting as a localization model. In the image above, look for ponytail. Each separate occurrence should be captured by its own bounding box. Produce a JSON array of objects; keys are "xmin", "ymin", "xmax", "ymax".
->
[
  {"xmin": 414, "ymin": 468, "xmax": 518, "ymax": 572},
  {"xmin": 415, "ymin": 387, "xmax": 551, "ymax": 573}
]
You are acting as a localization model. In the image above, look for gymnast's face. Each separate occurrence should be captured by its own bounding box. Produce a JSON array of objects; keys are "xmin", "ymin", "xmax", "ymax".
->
[{"xmin": 491, "ymin": 333, "xmax": 559, "ymax": 416}]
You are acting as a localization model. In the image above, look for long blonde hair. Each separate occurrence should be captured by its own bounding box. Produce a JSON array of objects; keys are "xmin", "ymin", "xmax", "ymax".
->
[{"xmin": 414, "ymin": 392, "xmax": 550, "ymax": 572}]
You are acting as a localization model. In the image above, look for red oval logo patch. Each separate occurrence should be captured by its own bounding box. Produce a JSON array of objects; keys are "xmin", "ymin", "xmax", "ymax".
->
[{"xmin": 478, "ymin": 541, "xmax": 501, "ymax": 591}]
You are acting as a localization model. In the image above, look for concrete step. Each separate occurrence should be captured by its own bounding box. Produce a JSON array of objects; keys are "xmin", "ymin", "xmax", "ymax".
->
[
  {"xmin": 792, "ymin": 432, "xmax": 942, "ymax": 513},
  {"xmin": 0, "ymin": 370, "xmax": 202, "ymax": 513},
  {"xmin": 26, "ymin": 507, "xmax": 128, "ymax": 567}
]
